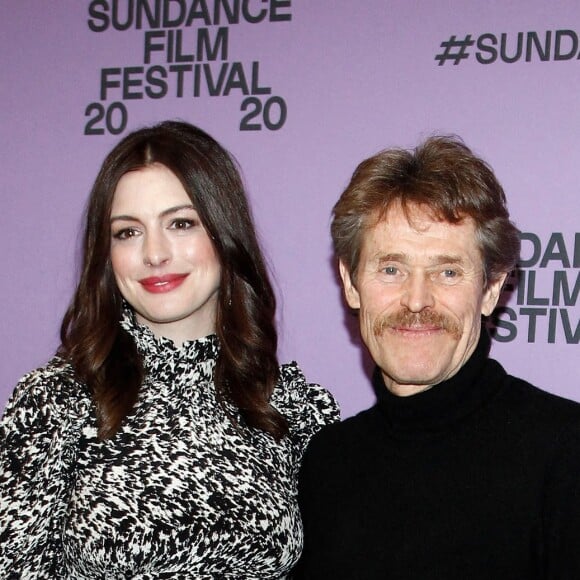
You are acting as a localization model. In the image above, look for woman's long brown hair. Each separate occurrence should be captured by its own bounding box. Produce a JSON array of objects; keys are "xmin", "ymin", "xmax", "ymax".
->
[{"xmin": 59, "ymin": 121, "xmax": 287, "ymax": 440}]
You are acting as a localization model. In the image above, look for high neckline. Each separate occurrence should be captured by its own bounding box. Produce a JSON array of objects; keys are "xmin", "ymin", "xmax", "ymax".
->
[
  {"xmin": 119, "ymin": 307, "xmax": 220, "ymax": 375},
  {"xmin": 374, "ymin": 328, "xmax": 503, "ymax": 438}
]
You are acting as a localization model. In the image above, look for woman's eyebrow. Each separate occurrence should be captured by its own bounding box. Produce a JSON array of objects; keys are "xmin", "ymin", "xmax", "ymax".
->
[{"xmin": 110, "ymin": 204, "xmax": 195, "ymax": 222}]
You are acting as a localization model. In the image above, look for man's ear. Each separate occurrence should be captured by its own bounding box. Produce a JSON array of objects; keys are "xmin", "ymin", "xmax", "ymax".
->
[
  {"xmin": 339, "ymin": 260, "xmax": 361, "ymax": 310},
  {"xmin": 481, "ymin": 272, "xmax": 508, "ymax": 316}
]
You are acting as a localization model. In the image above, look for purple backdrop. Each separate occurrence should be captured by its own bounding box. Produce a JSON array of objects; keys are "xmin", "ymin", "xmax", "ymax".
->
[{"xmin": 1, "ymin": 1, "xmax": 578, "ymax": 417}]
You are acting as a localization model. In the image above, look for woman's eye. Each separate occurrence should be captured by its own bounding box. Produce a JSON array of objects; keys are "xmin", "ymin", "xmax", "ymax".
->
[
  {"xmin": 170, "ymin": 218, "xmax": 195, "ymax": 230},
  {"xmin": 112, "ymin": 228, "xmax": 138, "ymax": 240}
]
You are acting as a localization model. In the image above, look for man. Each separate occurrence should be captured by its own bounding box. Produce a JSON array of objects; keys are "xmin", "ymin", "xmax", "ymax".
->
[{"xmin": 296, "ymin": 136, "xmax": 580, "ymax": 578}]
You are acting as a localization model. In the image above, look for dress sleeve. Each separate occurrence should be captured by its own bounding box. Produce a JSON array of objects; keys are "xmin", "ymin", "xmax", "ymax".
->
[
  {"xmin": 272, "ymin": 362, "xmax": 340, "ymax": 468},
  {"xmin": 0, "ymin": 360, "xmax": 89, "ymax": 578}
]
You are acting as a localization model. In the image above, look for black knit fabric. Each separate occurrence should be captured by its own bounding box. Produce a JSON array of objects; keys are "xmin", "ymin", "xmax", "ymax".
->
[{"xmin": 296, "ymin": 332, "xmax": 580, "ymax": 579}]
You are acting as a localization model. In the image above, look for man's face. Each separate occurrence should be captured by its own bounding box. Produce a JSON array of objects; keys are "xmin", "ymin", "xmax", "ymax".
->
[{"xmin": 340, "ymin": 203, "xmax": 505, "ymax": 396}]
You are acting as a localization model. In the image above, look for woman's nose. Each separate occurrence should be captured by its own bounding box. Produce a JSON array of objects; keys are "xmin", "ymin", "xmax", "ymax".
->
[{"xmin": 142, "ymin": 231, "xmax": 171, "ymax": 267}]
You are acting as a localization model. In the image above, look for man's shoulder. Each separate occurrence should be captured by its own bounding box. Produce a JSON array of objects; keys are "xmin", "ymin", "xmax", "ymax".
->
[
  {"xmin": 503, "ymin": 369, "xmax": 580, "ymax": 411},
  {"xmin": 493, "ymin": 362, "xmax": 580, "ymax": 431},
  {"xmin": 304, "ymin": 404, "xmax": 382, "ymax": 454}
]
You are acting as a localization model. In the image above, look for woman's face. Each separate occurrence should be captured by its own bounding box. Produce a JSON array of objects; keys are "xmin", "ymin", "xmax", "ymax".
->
[{"xmin": 110, "ymin": 163, "xmax": 221, "ymax": 345}]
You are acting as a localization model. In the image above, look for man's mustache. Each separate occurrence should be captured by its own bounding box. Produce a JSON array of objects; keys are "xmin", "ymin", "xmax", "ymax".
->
[{"xmin": 373, "ymin": 309, "xmax": 462, "ymax": 340}]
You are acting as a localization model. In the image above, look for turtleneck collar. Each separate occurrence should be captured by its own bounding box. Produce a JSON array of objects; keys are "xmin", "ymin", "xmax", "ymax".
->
[
  {"xmin": 119, "ymin": 307, "xmax": 220, "ymax": 377},
  {"xmin": 373, "ymin": 327, "xmax": 503, "ymax": 438}
]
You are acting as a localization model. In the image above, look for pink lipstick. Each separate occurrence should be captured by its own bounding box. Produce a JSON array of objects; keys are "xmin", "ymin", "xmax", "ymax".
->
[{"xmin": 139, "ymin": 273, "xmax": 188, "ymax": 293}]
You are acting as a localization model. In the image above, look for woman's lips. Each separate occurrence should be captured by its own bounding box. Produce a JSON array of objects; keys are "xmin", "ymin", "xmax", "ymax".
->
[{"xmin": 138, "ymin": 273, "xmax": 188, "ymax": 293}]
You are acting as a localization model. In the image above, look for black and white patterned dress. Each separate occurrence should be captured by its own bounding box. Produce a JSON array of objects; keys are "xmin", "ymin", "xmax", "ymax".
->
[{"xmin": 0, "ymin": 313, "xmax": 339, "ymax": 578}]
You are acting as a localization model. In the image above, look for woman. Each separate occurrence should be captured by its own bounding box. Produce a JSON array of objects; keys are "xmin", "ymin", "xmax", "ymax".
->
[{"xmin": 0, "ymin": 121, "xmax": 339, "ymax": 578}]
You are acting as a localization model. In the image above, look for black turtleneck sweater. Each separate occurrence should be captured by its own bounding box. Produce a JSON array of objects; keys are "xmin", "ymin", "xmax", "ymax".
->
[{"xmin": 296, "ymin": 333, "xmax": 580, "ymax": 579}]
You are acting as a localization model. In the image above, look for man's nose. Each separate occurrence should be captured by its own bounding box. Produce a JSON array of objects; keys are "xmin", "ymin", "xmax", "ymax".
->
[{"xmin": 399, "ymin": 272, "xmax": 435, "ymax": 312}]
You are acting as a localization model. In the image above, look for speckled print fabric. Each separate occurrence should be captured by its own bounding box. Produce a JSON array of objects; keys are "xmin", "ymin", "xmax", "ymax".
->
[{"xmin": 0, "ymin": 312, "xmax": 339, "ymax": 578}]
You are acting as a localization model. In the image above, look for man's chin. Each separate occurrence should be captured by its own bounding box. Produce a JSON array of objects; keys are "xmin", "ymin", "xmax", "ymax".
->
[{"xmin": 381, "ymin": 364, "xmax": 449, "ymax": 394}]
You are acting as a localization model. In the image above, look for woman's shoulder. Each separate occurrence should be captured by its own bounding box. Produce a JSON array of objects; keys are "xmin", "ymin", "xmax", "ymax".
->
[
  {"xmin": 3, "ymin": 355, "xmax": 91, "ymax": 424},
  {"xmin": 0, "ymin": 360, "xmax": 92, "ymax": 575},
  {"xmin": 272, "ymin": 361, "xmax": 340, "ymax": 432}
]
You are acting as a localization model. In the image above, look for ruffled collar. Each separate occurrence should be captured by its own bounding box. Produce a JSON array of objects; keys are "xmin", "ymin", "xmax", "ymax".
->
[
  {"xmin": 374, "ymin": 328, "xmax": 504, "ymax": 438},
  {"xmin": 119, "ymin": 307, "xmax": 220, "ymax": 378}
]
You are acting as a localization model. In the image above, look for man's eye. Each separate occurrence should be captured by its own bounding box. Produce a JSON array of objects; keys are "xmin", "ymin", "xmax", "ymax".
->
[
  {"xmin": 383, "ymin": 266, "xmax": 399, "ymax": 275},
  {"xmin": 439, "ymin": 268, "xmax": 462, "ymax": 282}
]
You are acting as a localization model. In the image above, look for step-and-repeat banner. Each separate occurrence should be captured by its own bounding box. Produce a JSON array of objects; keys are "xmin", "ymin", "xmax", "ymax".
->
[{"xmin": 2, "ymin": 2, "xmax": 578, "ymax": 416}]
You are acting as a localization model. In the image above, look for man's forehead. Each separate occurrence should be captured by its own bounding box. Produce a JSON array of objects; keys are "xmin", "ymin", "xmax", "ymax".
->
[
  {"xmin": 371, "ymin": 201, "xmax": 468, "ymax": 226},
  {"xmin": 369, "ymin": 202, "xmax": 467, "ymax": 231},
  {"xmin": 361, "ymin": 205, "xmax": 481, "ymax": 260},
  {"xmin": 374, "ymin": 251, "xmax": 468, "ymax": 265}
]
